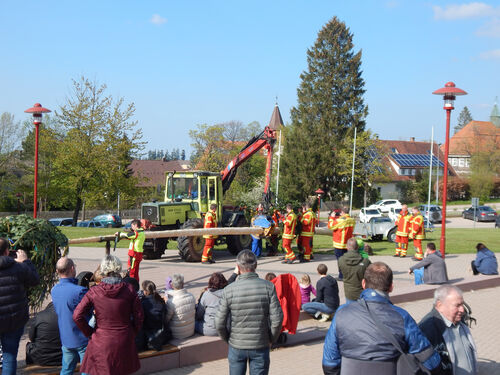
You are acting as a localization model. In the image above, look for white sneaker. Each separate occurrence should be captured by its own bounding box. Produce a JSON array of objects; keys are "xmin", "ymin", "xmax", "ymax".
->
[{"xmin": 319, "ymin": 313, "xmax": 331, "ymax": 322}]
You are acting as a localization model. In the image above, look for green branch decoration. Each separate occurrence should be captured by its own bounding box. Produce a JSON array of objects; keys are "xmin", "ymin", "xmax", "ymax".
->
[{"xmin": 0, "ymin": 215, "xmax": 68, "ymax": 310}]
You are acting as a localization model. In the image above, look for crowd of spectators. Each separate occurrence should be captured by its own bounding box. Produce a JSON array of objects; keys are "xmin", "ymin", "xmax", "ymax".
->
[{"xmin": 0, "ymin": 235, "xmax": 496, "ymax": 374}]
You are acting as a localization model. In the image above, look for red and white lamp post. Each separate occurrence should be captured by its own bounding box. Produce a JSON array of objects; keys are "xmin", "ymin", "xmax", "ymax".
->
[
  {"xmin": 432, "ymin": 82, "xmax": 467, "ymax": 258},
  {"xmin": 315, "ymin": 188, "xmax": 325, "ymax": 227},
  {"xmin": 24, "ymin": 103, "xmax": 51, "ymax": 218}
]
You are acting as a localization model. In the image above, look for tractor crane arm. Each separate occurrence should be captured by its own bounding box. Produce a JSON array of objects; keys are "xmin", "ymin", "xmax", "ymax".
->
[{"xmin": 220, "ymin": 125, "xmax": 277, "ymax": 205}]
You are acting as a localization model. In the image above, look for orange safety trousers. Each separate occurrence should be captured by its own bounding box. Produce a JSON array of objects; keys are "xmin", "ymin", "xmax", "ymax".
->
[
  {"xmin": 128, "ymin": 251, "xmax": 143, "ymax": 282},
  {"xmin": 202, "ymin": 238, "xmax": 215, "ymax": 262},
  {"xmin": 282, "ymin": 238, "xmax": 296, "ymax": 261},
  {"xmin": 299, "ymin": 236, "xmax": 312, "ymax": 260},
  {"xmin": 413, "ymin": 239, "xmax": 423, "ymax": 260},
  {"xmin": 395, "ymin": 236, "xmax": 409, "ymax": 256}
]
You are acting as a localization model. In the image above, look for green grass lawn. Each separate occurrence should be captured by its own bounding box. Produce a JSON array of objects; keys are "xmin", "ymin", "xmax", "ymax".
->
[{"xmin": 62, "ymin": 227, "xmax": 499, "ymax": 255}]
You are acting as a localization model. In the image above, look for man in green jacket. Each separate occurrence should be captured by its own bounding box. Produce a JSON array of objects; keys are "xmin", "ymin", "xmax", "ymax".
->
[
  {"xmin": 215, "ymin": 250, "xmax": 283, "ymax": 375},
  {"xmin": 338, "ymin": 238, "xmax": 371, "ymax": 303}
]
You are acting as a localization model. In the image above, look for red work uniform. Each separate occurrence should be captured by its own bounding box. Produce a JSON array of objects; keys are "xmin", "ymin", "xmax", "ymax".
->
[
  {"xmin": 328, "ymin": 214, "xmax": 355, "ymax": 250},
  {"xmin": 300, "ymin": 209, "xmax": 316, "ymax": 261},
  {"xmin": 202, "ymin": 209, "xmax": 217, "ymax": 263},
  {"xmin": 282, "ymin": 211, "xmax": 297, "ymax": 261},
  {"xmin": 409, "ymin": 212, "xmax": 425, "ymax": 260},
  {"xmin": 395, "ymin": 209, "xmax": 412, "ymax": 257},
  {"xmin": 121, "ymin": 228, "xmax": 145, "ymax": 281}
]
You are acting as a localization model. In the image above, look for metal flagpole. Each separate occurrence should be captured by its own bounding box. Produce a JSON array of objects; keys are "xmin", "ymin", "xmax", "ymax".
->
[
  {"xmin": 275, "ymin": 129, "xmax": 282, "ymax": 205},
  {"xmin": 349, "ymin": 127, "xmax": 357, "ymax": 215},
  {"xmin": 426, "ymin": 127, "xmax": 434, "ymax": 229}
]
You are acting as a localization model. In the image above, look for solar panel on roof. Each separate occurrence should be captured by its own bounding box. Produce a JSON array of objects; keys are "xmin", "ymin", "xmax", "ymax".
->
[{"xmin": 390, "ymin": 153, "xmax": 444, "ymax": 168}]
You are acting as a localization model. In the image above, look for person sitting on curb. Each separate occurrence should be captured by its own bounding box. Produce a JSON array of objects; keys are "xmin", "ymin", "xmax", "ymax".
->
[
  {"xmin": 302, "ymin": 264, "xmax": 339, "ymax": 322},
  {"xmin": 195, "ymin": 272, "xmax": 228, "ymax": 336},
  {"xmin": 409, "ymin": 242, "xmax": 448, "ymax": 285},
  {"xmin": 471, "ymin": 243, "xmax": 498, "ymax": 275}
]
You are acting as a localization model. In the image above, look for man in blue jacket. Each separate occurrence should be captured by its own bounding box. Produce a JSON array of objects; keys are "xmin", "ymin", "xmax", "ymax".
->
[
  {"xmin": 471, "ymin": 243, "xmax": 498, "ymax": 275},
  {"xmin": 322, "ymin": 262, "xmax": 441, "ymax": 375},
  {"xmin": 51, "ymin": 257, "xmax": 88, "ymax": 375}
]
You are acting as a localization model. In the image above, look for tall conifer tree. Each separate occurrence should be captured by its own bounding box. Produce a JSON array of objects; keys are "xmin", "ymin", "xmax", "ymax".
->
[{"xmin": 281, "ymin": 17, "xmax": 368, "ymax": 201}]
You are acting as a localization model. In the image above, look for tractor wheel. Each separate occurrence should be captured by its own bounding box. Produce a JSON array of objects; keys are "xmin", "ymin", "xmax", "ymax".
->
[
  {"xmin": 387, "ymin": 227, "xmax": 397, "ymax": 243},
  {"xmin": 226, "ymin": 216, "xmax": 252, "ymax": 256},
  {"xmin": 143, "ymin": 238, "xmax": 168, "ymax": 260},
  {"xmin": 178, "ymin": 219, "xmax": 205, "ymax": 262}
]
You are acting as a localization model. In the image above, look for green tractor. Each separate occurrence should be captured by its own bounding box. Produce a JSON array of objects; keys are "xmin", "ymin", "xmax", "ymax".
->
[
  {"xmin": 141, "ymin": 171, "xmax": 252, "ymax": 261},
  {"xmin": 140, "ymin": 105, "xmax": 282, "ymax": 261}
]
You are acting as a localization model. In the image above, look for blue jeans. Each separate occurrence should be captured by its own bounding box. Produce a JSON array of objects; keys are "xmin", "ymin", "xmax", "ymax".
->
[
  {"xmin": 61, "ymin": 345, "xmax": 87, "ymax": 375},
  {"xmin": 251, "ymin": 238, "xmax": 262, "ymax": 257},
  {"xmin": 228, "ymin": 346, "xmax": 270, "ymax": 375},
  {"xmin": 414, "ymin": 267, "xmax": 424, "ymax": 285},
  {"xmin": 0, "ymin": 326, "xmax": 24, "ymax": 375},
  {"xmin": 302, "ymin": 301, "xmax": 335, "ymax": 316},
  {"xmin": 334, "ymin": 248, "xmax": 347, "ymax": 279}
]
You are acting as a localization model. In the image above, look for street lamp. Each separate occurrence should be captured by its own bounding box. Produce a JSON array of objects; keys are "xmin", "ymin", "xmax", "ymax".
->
[
  {"xmin": 24, "ymin": 103, "xmax": 51, "ymax": 218},
  {"xmin": 432, "ymin": 82, "xmax": 467, "ymax": 258},
  {"xmin": 315, "ymin": 188, "xmax": 325, "ymax": 226}
]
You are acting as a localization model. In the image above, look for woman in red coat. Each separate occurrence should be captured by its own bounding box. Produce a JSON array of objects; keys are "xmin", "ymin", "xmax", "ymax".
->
[{"xmin": 73, "ymin": 255, "xmax": 144, "ymax": 375}]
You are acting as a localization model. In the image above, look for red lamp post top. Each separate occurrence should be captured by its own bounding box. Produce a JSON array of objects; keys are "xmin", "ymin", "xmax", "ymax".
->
[
  {"xmin": 315, "ymin": 188, "xmax": 325, "ymax": 195},
  {"xmin": 432, "ymin": 82, "xmax": 467, "ymax": 110},
  {"xmin": 24, "ymin": 103, "xmax": 51, "ymax": 125}
]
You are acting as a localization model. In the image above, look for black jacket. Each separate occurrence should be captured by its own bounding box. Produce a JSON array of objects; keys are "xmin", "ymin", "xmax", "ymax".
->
[
  {"xmin": 136, "ymin": 294, "xmax": 170, "ymax": 351},
  {"xmin": 418, "ymin": 308, "xmax": 455, "ymax": 375},
  {"xmin": 26, "ymin": 302, "xmax": 62, "ymax": 366},
  {"xmin": 316, "ymin": 275, "xmax": 340, "ymax": 311},
  {"xmin": 0, "ymin": 256, "xmax": 40, "ymax": 333}
]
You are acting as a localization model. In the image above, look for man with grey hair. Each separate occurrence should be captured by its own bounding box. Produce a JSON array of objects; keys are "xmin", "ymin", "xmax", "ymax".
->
[
  {"xmin": 419, "ymin": 285, "xmax": 477, "ymax": 375},
  {"xmin": 51, "ymin": 257, "xmax": 89, "ymax": 375},
  {"xmin": 338, "ymin": 237, "xmax": 371, "ymax": 302},
  {"xmin": 215, "ymin": 250, "xmax": 283, "ymax": 374}
]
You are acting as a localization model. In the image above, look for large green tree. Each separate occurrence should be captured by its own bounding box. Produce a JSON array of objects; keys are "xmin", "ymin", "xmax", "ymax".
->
[
  {"xmin": 281, "ymin": 17, "xmax": 369, "ymax": 201},
  {"xmin": 54, "ymin": 77, "xmax": 143, "ymax": 224},
  {"xmin": 454, "ymin": 106, "xmax": 473, "ymax": 134}
]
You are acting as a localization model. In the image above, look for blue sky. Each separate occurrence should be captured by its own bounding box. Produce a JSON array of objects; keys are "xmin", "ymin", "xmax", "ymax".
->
[{"xmin": 1, "ymin": 1, "xmax": 499, "ymax": 157}]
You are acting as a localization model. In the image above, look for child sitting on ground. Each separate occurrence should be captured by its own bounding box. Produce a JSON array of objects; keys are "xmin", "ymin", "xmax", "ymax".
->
[
  {"xmin": 299, "ymin": 274, "xmax": 316, "ymax": 306},
  {"xmin": 265, "ymin": 272, "xmax": 277, "ymax": 281}
]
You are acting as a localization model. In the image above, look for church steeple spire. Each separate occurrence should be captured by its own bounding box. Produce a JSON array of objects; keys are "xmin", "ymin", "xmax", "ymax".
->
[{"xmin": 491, "ymin": 97, "xmax": 500, "ymax": 128}]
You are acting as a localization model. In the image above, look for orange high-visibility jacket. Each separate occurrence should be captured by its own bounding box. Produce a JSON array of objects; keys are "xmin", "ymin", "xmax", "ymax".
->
[
  {"xmin": 282, "ymin": 212, "xmax": 297, "ymax": 240},
  {"xmin": 410, "ymin": 213, "xmax": 425, "ymax": 240},
  {"xmin": 300, "ymin": 209, "xmax": 316, "ymax": 237},
  {"xmin": 395, "ymin": 210, "xmax": 412, "ymax": 237},
  {"xmin": 328, "ymin": 214, "xmax": 355, "ymax": 249},
  {"xmin": 203, "ymin": 210, "xmax": 218, "ymax": 239}
]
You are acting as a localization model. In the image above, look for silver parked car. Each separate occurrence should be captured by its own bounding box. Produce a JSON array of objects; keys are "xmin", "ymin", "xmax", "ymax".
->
[
  {"xmin": 418, "ymin": 205, "xmax": 442, "ymax": 223},
  {"xmin": 462, "ymin": 206, "xmax": 498, "ymax": 222}
]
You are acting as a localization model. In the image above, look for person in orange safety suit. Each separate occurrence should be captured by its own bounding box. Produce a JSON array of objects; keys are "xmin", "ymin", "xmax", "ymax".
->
[
  {"xmin": 281, "ymin": 204, "xmax": 297, "ymax": 264},
  {"xmin": 409, "ymin": 206, "xmax": 425, "ymax": 261},
  {"xmin": 202, "ymin": 203, "xmax": 218, "ymax": 264},
  {"xmin": 299, "ymin": 202, "xmax": 316, "ymax": 263},
  {"xmin": 116, "ymin": 219, "xmax": 145, "ymax": 281},
  {"xmin": 394, "ymin": 204, "xmax": 412, "ymax": 258},
  {"xmin": 327, "ymin": 207, "xmax": 355, "ymax": 280}
]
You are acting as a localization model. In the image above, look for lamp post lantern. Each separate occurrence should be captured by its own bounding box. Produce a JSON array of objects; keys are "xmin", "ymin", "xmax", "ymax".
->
[
  {"xmin": 432, "ymin": 82, "xmax": 467, "ymax": 258},
  {"xmin": 315, "ymin": 188, "xmax": 325, "ymax": 227},
  {"xmin": 24, "ymin": 103, "xmax": 51, "ymax": 218}
]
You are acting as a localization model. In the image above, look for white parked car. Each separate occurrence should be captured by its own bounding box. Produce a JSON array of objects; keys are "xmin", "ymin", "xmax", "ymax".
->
[
  {"xmin": 368, "ymin": 199, "xmax": 402, "ymax": 214},
  {"xmin": 359, "ymin": 208, "xmax": 383, "ymax": 223},
  {"xmin": 388, "ymin": 207, "xmax": 402, "ymax": 222}
]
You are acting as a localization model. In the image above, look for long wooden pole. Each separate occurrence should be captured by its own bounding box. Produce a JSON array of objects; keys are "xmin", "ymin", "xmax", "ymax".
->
[{"xmin": 68, "ymin": 226, "xmax": 335, "ymax": 245}]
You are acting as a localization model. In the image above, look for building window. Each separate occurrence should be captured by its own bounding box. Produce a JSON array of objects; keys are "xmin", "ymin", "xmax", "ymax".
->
[
  {"xmin": 450, "ymin": 158, "xmax": 458, "ymax": 167},
  {"xmin": 465, "ymin": 158, "xmax": 470, "ymax": 167},
  {"xmin": 459, "ymin": 158, "xmax": 465, "ymax": 167},
  {"xmin": 411, "ymin": 169, "xmax": 416, "ymax": 176}
]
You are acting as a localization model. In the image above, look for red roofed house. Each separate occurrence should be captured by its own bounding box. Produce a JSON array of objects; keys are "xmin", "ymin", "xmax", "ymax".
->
[
  {"xmin": 444, "ymin": 103, "xmax": 500, "ymax": 175},
  {"xmin": 374, "ymin": 138, "xmax": 453, "ymax": 199},
  {"xmin": 129, "ymin": 159, "xmax": 191, "ymax": 188}
]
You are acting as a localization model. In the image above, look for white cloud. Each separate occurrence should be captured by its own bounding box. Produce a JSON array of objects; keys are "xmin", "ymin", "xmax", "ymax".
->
[
  {"xmin": 432, "ymin": 2, "xmax": 498, "ymax": 20},
  {"xmin": 476, "ymin": 18, "xmax": 500, "ymax": 37},
  {"xmin": 150, "ymin": 14, "xmax": 167, "ymax": 25},
  {"xmin": 479, "ymin": 49, "xmax": 500, "ymax": 60}
]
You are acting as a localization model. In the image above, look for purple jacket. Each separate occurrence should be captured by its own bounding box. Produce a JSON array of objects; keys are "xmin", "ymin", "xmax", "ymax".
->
[{"xmin": 299, "ymin": 284, "xmax": 316, "ymax": 305}]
